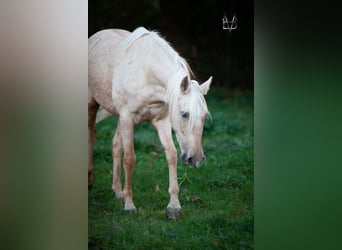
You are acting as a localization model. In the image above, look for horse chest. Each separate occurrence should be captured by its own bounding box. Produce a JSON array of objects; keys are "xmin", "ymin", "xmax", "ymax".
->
[{"xmin": 133, "ymin": 102, "xmax": 168, "ymax": 124}]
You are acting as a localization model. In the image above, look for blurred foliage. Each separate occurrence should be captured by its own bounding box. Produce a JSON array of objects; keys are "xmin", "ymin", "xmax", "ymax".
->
[{"xmin": 89, "ymin": 0, "xmax": 253, "ymax": 89}]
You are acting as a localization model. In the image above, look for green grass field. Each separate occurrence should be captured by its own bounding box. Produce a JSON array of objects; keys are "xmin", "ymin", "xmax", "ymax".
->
[{"xmin": 88, "ymin": 88, "xmax": 254, "ymax": 249}]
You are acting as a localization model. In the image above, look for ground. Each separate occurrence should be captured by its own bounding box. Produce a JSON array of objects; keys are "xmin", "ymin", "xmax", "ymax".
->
[{"xmin": 88, "ymin": 88, "xmax": 253, "ymax": 249}]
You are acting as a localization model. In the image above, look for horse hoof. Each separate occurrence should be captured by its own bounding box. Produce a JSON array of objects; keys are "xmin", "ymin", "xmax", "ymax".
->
[
  {"xmin": 166, "ymin": 207, "xmax": 181, "ymax": 220},
  {"xmin": 124, "ymin": 207, "xmax": 137, "ymax": 213}
]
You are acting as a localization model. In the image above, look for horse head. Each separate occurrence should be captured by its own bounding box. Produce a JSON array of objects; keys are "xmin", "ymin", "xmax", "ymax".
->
[{"xmin": 170, "ymin": 76, "xmax": 213, "ymax": 168}]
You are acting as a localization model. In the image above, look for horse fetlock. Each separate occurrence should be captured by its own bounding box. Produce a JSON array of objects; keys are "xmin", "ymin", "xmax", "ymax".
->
[
  {"xmin": 112, "ymin": 185, "xmax": 123, "ymax": 199},
  {"xmin": 168, "ymin": 187, "xmax": 179, "ymax": 196},
  {"xmin": 167, "ymin": 197, "xmax": 181, "ymax": 209}
]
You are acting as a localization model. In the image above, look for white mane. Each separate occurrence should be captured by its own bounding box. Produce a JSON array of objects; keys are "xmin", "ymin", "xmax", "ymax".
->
[
  {"xmin": 188, "ymin": 81, "xmax": 210, "ymax": 129},
  {"xmin": 119, "ymin": 27, "xmax": 150, "ymax": 51},
  {"xmin": 118, "ymin": 26, "xmax": 207, "ymax": 130}
]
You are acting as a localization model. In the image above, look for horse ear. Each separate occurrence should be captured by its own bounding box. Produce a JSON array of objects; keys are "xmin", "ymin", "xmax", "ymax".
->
[
  {"xmin": 200, "ymin": 76, "xmax": 213, "ymax": 95},
  {"xmin": 180, "ymin": 76, "xmax": 190, "ymax": 93}
]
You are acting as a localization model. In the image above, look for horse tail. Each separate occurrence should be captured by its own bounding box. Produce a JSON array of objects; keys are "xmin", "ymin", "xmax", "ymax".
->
[{"xmin": 96, "ymin": 107, "xmax": 112, "ymax": 123}]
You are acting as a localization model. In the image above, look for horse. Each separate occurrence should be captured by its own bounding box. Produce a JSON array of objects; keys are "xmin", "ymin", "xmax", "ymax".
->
[{"xmin": 88, "ymin": 27, "xmax": 213, "ymax": 220}]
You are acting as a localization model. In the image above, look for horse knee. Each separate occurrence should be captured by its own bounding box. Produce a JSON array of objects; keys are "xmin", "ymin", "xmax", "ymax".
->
[
  {"xmin": 165, "ymin": 147, "xmax": 177, "ymax": 166},
  {"xmin": 124, "ymin": 152, "xmax": 136, "ymax": 169}
]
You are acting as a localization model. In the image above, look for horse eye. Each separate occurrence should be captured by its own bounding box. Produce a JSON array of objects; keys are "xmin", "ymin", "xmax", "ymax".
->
[{"xmin": 181, "ymin": 111, "xmax": 189, "ymax": 119}]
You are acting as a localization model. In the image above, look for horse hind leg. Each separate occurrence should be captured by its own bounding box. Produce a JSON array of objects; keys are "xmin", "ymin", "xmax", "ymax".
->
[
  {"xmin": 112, "ymin": 121, "xmax": 123, "ymax": 198},
  {"xmin": 88, "ymin": 97, "xmax": 99, "ymax": 186}
]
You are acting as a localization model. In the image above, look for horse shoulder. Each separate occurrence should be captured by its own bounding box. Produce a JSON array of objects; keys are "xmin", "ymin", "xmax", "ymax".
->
[{"xmin": 131, "ymin": 102, "xmax": 168, "ymax": 125}]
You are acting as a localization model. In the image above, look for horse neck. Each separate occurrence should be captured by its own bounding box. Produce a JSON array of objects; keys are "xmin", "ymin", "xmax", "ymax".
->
[
  {"xmin": 144, "ymin": 38, "xmax": 188, "ymax": 105},
  {"xmin": 151, "ymin": 55, "xmax": 186, "ymax": 89}
]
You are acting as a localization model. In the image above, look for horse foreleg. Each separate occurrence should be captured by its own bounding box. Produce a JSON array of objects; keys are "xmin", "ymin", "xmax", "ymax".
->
[
  {"xmin": 152, "ymin": 117, "xmax": 181, "ymax": 220},
  {"xmin": 119, "ymin": 116, "xmax": 137, "ymax": 211},
  {"xmin": 88, "ymin": 97, "xmax": 99, "ymax": 186},
  {"xmin": 112, "ymin": 120, "xmax": 123, "ymax": 198}
]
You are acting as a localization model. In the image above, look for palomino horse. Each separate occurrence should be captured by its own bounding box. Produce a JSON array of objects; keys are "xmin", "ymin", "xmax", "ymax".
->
[{"xmin": 88, "ymin": 27, "xmax": 212, "ymax": 220}]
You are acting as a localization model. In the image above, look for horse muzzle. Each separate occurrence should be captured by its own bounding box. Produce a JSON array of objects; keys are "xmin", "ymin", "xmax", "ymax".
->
[{"xmin": 181, "ymin": 153, "xmax": 205, "ymax": 168}]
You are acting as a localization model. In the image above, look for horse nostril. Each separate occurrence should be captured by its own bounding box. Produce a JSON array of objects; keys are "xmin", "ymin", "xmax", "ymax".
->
[{"xmin": 188, "ymin": 157, "xmax": 193, "ymax": 163}]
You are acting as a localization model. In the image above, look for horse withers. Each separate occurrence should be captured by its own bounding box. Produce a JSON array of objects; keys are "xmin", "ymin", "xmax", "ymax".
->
[{"xmin": 88, "ymin": 27, "xmax": 212, "ymax": 220}]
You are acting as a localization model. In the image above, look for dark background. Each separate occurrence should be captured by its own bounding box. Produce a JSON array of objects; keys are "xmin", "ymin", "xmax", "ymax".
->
[{"xmin": 89, "ymin": 0, "xmax": 253, "ymax": 89}]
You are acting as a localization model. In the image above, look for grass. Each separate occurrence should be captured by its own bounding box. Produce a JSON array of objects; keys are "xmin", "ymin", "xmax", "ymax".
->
[{"xmin": 88, "ymin": 87, "xmax": 254, "ymax": 249}]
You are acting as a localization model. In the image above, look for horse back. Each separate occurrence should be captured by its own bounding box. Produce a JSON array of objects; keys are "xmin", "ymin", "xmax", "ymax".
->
[{"xmin": 88, "ymin": 29, "xmax": 131, "ymax": 114}]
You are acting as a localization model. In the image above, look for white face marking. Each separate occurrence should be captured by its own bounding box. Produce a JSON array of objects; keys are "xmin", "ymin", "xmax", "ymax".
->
[{"xmin": 171, "ymin": 83, "xmax": 209, "ymax": 168}]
